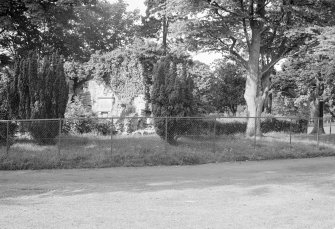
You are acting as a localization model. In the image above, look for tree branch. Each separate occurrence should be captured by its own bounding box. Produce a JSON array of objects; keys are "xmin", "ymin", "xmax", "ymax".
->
[
  {"xmin": 240, "ymin": 0, "xmax": 250, "ymax": 49},
  {"xmin": 206, "ymin": 30, "xmax": 230, "ymax": 49},
  {"xmin": 229, "ymin": 36, "xmax": 248, "ymax": 69},
  {"xmin": 207, "ymin": 0, "xmax": 240, "ymax": 17}
]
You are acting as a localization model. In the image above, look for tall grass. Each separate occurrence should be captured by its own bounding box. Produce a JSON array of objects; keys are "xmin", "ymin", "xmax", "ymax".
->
[{"xmin": 0, "ymin": 131, "xmax": 334, "ymax": 170}]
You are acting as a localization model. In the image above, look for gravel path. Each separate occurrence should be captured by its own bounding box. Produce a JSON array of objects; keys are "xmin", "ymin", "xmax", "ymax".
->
[{"xmin": 1, "ymin": 157, "xmax": 335, "ymax": 229}]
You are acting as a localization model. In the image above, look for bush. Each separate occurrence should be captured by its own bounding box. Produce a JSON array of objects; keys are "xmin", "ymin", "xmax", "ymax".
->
[
  {"xmin": 261, "ymin": 118, "xmax": 307, "ymax": 133},
  {"xmin": 62, "ymin": 97, "xmax": 97, "ymax": 135},
  {"xmin": 8, "ymin": 52, "xmax": 68, "ymax": 144},
  {"xmin": 95, "ymin": 120, "xmax": 114, "ymax": 135},
  {"xmin": 155, "ymin": 118, "xmax": 193, "ymax": 141},
  {"xmin": 28, "ymin": 120, "xmax": 59, "ymax": 145},
  {"xmin": 151, "ymin": 55, "xmax": 195, "ymax": 144},
  {"xmin": 184, "ymin": 119, "xmax": 246, "ymax": 136},
  {"xmin": 182, "ymin": 117, "xmax": 307, "ymax": 136}
]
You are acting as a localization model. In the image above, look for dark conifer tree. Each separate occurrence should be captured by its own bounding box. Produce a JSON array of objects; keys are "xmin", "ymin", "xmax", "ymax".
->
[
  {"xmin": 151, "ymin": 55, "xmax": 195, "ymax": 144},
  {"xmin": 8, "ymin": 51, "xmax": 69, "ymax": 144}
]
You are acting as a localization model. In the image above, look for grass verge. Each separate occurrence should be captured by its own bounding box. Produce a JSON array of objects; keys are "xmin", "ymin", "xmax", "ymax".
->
[{"xmin": 0, "ymin": 133, "xmax": 334, "ymax": 170}]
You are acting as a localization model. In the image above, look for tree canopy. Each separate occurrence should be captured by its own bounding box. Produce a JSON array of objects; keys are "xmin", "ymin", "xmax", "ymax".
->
[
  {"xmin": 164, "ymin": 0, "xmax": 335, "ymax": 136},
  {"xmin": 0, "ymin": 0, "xmax": 139, "ymax": 63}
]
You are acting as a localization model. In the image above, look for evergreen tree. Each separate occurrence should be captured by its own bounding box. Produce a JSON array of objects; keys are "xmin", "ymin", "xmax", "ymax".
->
[
  {"xmin": 8, "ymin": 51, "xmax": 69, "ymax": 144},
  {"xmin": 151, "ymin": 55, "xmax": 195, "ymax": 144},
  {"xmin": 0, "ymin": 68, "xmax": 17, "ymax": 146}
]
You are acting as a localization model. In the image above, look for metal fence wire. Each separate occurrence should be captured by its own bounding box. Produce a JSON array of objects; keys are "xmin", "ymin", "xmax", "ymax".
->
[{"xmin": 0, "ymin": 116, "xmax": 333, "ymax": 157}]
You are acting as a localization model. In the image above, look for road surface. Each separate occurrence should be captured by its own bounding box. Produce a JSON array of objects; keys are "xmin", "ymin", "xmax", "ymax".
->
[{"xmin": 1, "ymin": 157, "xmax": 335, "ymax": 228}]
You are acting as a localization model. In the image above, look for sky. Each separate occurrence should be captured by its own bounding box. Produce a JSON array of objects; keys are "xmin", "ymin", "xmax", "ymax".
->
[{"xmin": 126, "ymin": 0, "xmax": 146, "ymax": 15}]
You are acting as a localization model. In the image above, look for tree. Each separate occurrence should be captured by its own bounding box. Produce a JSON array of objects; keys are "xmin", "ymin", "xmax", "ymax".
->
[
  {"xmin": 72, "ymin": 0, "xmax": 140, "ymax": 61},
  {"xmin": 0, "ymin": 0, "xmax": 87, "ymax": 60},
  {"xmin": 275, "ymin": 27, "xmax": 335, "ymax": 134},
  {"xmin": 275, "ymin": 26, "xmax": 335, "ymax": 134},
  {"xmin": 151, "ymin": 54, "xmax": 195, "ymax": 144},
  {"xmin": 167, "ymin": 0, "xmax": 335, "ymax": 136},
  {"xmin": 141, "ymin": 0, "xmax": 170, "ymax": 53},
  {"xmin": 210, "ymin": 61, "xmax": 246, "ymax": 115},
  {"xmin": 62, "ymin": 0, "xmax": 141, "ymax": 98},
  {"xmin": 0, "ymin": 68, "xmax": 17, "ymax": 146},
  {"xmin": 64, "ymin": 61, "xmax": 95, "ymax": 101},
  {"xmin": 189, "ymin": 61, "xmax": 214, "ymax": 114},
  {"xmin": 7, "ymin": 51, "xmax": 69, "ymax": 144},
  {"xmin": 0, "ymin": 0, "xmax": 139, "ymax": 63},
  {"xmin": 89, "ymin": 39, "xmax": 165, "ymax": 110}
]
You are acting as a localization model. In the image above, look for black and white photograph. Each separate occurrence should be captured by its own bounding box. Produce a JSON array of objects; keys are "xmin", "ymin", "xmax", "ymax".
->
[{"xmin": 1, "ymin": 0, "xmax": 335, "ymax": 228}]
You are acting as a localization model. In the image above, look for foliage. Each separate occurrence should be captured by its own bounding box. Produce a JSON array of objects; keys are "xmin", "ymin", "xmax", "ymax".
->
[
  {"xmin": 210, "ymin": 61, "xmax": 246, "ymax": 115},
  {"xmin": 94, "ymin": 120, "xmax": 113, "ymax": 135},
  {"xmin": 260, "ymin": 118, "xmax": 308, "ymax": 134},
  {"xmin": 63, "ymin": 60, "xmax": 95, "ymax": 100},
  {"xmin": 91, "ymin": 49, "xmax": 144, "ymax": 104},
  {"xmin": 141, "ymin": 0, "xmax": 170, "ymax": 52},
  {"xmin": 189, "ymin": 60, "xmax": 246, "ymax": 115},
  {"xmin": 271, "ymin": 94, "xmax": 310, "ymax": 118},
  {"xmin": 90, "ymin": 39, "xmax": 165, "ymax": 104},
  {"xmin": 0, "ymin": 0, "xmax": 139, "ymax": 63},
  {"xmin": 74, "ymin": 0, "xmax": 139, "ymax": 59},
  {"xmin": 63, "ymin": 97, "xmax": 97, "ymax": 134},
  {"xmin": 166, "ymin": 0, "xmax": 335, "ymax": 136},
  {"xmin": 185, "ymin": 117, "xmax": 307, "ymax": 137},
  {"xmin": 151, "ymin": 55, "xmax": 195, "ymax": 144},
  {"xmin": 273, "ymin": 26, "xmax": 335, "ymax": 135},
  {"xmin": 7, "ymin": 51, "xmax": 68, "ymax": 144},
  {"xmin": 188, "ymin": 61, "xmax": 215, "ymax": 114},
  {"xmin": 0, "ymin": 70, "xmax": 17, "ymax": 146},
  {"xmin": 63, "ymin": 97, "xmax": 115, "ymax": 135}
]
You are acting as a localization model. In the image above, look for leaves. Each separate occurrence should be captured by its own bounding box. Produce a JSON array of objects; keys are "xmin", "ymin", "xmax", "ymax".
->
[{"xmin": 0, "ymin": 0, "xmax": 139, "ymax": 62}]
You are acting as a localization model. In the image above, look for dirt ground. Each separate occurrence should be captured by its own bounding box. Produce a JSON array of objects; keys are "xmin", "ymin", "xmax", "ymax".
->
[{"xmin": 1, "ymin": 157, "xmax": 335, "ymax": 229}]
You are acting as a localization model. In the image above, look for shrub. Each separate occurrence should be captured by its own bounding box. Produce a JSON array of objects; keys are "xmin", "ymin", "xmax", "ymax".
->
[
  {"xmin": 151, "ymin": 55, "xmax": 195, "ymax": 144},
  {"xmin": 7, "ymin": 52, "xmax": 68, "ymax": 144},
  {"xmin": 28, "ymin": 120, "xmax": 59, "ymax": 145},
  {"xmin": 63, "ymin": 97, "xmax": 97, "ymax": 134},
  {"xmin": 185, "ymin": 119, "xmax": 246, "ymax": 136},
  {"xmin": 182, "ymin": 117, "xmax": 307, "ymax": 137},
  {"xmin": 261, "ymin": 118, "xmax": 307, "ymax": 133},
  {"xmin": 95, "ymin": 120, "xmax": 114, "ymax": 135},
  {"xmin": 0, "ymin": 72, "xmax": 18, "ymax": 146}
]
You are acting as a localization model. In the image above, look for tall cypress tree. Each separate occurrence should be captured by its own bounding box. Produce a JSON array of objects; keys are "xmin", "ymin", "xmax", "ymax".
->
[
  {"xmin": 9, "ymin": 51, "xmax": 69, "ymax": 144},
  {"xmin": 151, "ymin": 55, "xmax": 195, "ymax": 144}
]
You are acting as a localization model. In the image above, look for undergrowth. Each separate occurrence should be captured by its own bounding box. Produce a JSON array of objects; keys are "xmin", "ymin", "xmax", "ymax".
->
[{"xmin": 0, "ymin": 133, "xmax": 334, "ymax": 170}]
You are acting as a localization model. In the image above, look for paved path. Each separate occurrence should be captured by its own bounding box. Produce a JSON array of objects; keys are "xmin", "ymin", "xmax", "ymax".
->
[{"xmin": 1, "ymin": 157, "xmax": 335, "ymax": 228}]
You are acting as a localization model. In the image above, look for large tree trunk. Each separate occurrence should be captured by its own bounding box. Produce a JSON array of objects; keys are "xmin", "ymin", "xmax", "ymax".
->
[
  {"xmin": 244, "ymin": 72, "xmax": 267, "ymax": 137},
  {"xmin": 310, "ymin": 98, "xmax": 325, "ymax": 134},
  {"xmin": 310, "ymin": 76, "xmax": 325, "ymax": 134},
  {"xmin": 244, "ymin": 26, "xmax": 265, "ymax": 137}
]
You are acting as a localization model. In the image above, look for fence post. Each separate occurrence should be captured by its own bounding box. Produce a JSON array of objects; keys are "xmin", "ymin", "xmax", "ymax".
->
[
  {"xmin": 111, "ymin": 118, "xmax": 113, "ymax": 156},
  {"xmin": 6, "ymin": 120, "xmax": 9, "ymax": 156},
  {"xmin": 254, "ymin": 116, "xmax": 257, "ymax": 149},
  {"xmin": 330, "ymin": 119, "xmax": 332, "ymax": 135},
  {"xmin": 165, "ymin": 116, "xmax": 168, "ymax": 153},
  {"xmin": 316, "ymin": 117, "xmax": 320, "ymax": 148},
  {"xmin": 212, "ymin": 117, "xmax": 216, "ymax": 155},
  {"xmin": 289, "ymin": 118, "xmax": 292, "ymax": 145},
  {"xmin": 58, "ymin": 118, "xmax": 61, "ymax": 156}
]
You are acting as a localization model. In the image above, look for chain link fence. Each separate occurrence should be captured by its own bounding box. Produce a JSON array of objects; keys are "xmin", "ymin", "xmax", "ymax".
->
[{"xmin": 0, "ymin": 116, "xmax": 334, "ymax": 161}]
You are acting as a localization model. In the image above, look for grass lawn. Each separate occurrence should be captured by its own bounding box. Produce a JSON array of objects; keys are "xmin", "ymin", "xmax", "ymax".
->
[{"xmin": 0, "ymin": 131, "xmax": 335, "ymax": 170}]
